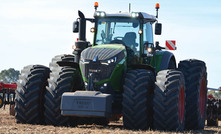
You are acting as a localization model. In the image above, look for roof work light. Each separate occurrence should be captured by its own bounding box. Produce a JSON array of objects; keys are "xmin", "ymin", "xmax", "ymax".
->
[
  {"xmin": 94, "ymin": 11, "xmax": 106, "ymax": 17},
  {"xmin": 155, "ymin": 3, "xmax": 160, "ymax": 18},
  {"xmin": 94, "ymin": 2, "xmax": 99, "ymax": 11},
  {"xmin": 155, "ymin": 3, "xmax": 160, "ymax": 9}
]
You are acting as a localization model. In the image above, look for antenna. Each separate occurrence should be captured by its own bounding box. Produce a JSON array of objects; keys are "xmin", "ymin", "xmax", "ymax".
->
[{"xmin": 129, "ymin": 3, "xmax": 131, "ymax": 13}]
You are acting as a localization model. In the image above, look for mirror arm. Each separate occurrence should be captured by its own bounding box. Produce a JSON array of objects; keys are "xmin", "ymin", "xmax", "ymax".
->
[
  {"xmin": 155, "ymin": 41, "xmax": 165, "ymax": 50},
  {"xmin": 86, "ymin": 18, "xmax": 95, "ymax": 23}
]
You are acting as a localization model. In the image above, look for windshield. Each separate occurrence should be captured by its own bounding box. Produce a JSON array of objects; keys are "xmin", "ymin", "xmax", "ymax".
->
[{"xmin": 95, "ymin": 18, "xmax": 140, "ymax": 52}]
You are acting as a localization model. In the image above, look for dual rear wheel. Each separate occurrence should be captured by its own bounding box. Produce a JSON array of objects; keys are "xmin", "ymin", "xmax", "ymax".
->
[
  {"xmin": 178, "ymin": 59, "xmax": 207, "ymax": 130},
  {"xmin": 122, "ymin": 59, "xmax": 207, "ymax": 131},
  {"xmin": 122, "ymin": 69, "xmax": 186, "ymax": 131}
]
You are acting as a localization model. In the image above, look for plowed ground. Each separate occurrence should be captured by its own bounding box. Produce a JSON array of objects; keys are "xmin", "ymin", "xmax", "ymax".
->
[{"xmin": 0, "ymin": 106, "xmax": 220, "ymax": 134}]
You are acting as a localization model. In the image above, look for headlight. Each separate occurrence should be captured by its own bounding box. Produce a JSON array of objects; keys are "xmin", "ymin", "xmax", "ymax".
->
[
  {"xmin": 72, "ymin": 44, "xmax": 77, "ymax": 50},
  {"xmin": 101, "ymin": 57, "xmax": 117, "ymax": 65},
  {"xmin": 147, "ymin": 47, "xmax": 152, "ymax": 53},
  {"xmin": 131, "ymin": 12, "xmax": 139, "ymax": 18},
  {"xmin": 144, "ymin": 43, "xmax": 154, "ymax": 57},
  {"xmin": 94, "ymin": 11, "xmax": 106, "ymax": 17}
]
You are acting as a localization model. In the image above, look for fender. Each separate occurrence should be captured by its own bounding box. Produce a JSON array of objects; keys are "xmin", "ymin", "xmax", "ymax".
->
[
  {"xmin": 160, "ymin": 51, "xmax": 176, "ymax": 70},
  {"xmin": 57, "ymin": 61, "xmax": 80, "ymax": 70},
  {"xmin": 130, "ymin": 64, "xmax": 155, "ymax": 76},
  {"xmin": 151, "ymin": 51, "xmax": 176, "ymax": 72}
]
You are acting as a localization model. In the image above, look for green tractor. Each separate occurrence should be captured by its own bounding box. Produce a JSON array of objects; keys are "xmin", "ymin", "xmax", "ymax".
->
[{"xmin": 15, "ymin": 3, "xmax": 208, "ymax": 131}]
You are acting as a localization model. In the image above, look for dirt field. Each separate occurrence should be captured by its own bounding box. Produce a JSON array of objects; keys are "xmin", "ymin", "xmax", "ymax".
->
[{"xmin": 0, "ymin": 106, "xmax": 220, "ymax": 134}]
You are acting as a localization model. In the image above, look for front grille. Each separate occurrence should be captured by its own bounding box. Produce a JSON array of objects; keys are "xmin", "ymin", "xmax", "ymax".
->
[
  {"xmin": 80, "ymin": 47, "xmax": 125, "ymax": 83},
  {"xmin": 80, "ymin": 61, "xmax": 116, "ymax": 82}
]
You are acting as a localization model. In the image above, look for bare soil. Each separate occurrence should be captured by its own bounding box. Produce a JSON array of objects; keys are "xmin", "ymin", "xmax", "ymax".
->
[{"xmin": 0, "ymin": 105, "xmax": 220, "ymax": 134}]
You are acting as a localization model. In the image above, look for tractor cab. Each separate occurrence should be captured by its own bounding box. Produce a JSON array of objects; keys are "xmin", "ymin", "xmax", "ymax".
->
[
  {"xmin": 72, "ymin": 3, "xmax": 162, "ymax": 67},
  {"xmin": 93, "ymin": 12, "xmax": 157, "ymax": 64}
]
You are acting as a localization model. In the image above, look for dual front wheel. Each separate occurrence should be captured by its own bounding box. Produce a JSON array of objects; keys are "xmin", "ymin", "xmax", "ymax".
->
[{"xmin": 15, "ymin": 55, "xmax": 81, "ymax": 126}]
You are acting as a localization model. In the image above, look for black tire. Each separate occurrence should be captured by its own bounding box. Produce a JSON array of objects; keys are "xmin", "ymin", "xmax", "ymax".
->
[
  {"xmin": 122, "ymin": 69, "xmax": 155, "ymax": 130},
  {"xmin": 44, "ymin": 66, "xmax": 80, "ymax": 126},
  {"xmin": 153, "ymin": 70, "xmax": 185, "ymax": 131},
  {"xmin": 178, "ymin": 59, "xmax": 207, "ymax": 130},
  {"xmin": 15, "ymin": 65, "xmax": 50, "ymax": 124}
]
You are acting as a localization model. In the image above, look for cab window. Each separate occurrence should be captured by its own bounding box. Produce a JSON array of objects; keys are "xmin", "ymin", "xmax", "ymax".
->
[
  {"xmin": 143, "ymin": 22, "xmax": 153, "ymax": 54},
  {"xmin": 143, "ymin": 22, "xmax": 153, "ymax": 44}
]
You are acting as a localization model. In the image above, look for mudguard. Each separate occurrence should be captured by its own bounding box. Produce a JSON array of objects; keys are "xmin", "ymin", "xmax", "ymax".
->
[
  {"xmin": 151, "ymin": 51, "xmax": 176, "ymax": 72},
  {"xmin": 160, "ymin": 51, "xmax": 176, "ymax": 70}
]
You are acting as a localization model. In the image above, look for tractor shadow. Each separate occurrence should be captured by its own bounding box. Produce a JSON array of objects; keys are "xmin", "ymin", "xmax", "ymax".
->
[
  {"xmin": 77, "ymin": 121, "xmax": 124, "ymax": 130},
  {"xmin": 76, "ymin": 121, "xmax": 221, "ymax": 133}
]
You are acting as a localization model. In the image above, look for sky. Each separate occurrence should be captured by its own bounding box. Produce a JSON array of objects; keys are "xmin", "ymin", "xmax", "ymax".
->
[{"xmin": 0, "ymin": 0, "xmax": 221, "ymax": 88}]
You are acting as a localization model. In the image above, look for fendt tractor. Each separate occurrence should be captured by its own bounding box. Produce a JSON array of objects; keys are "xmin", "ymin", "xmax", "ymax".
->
[{"xmin": 15, "ymin": 3, "xmax": 208, "ymax": 131}]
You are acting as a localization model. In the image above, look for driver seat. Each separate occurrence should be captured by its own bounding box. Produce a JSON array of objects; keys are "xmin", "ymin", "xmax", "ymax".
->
[{"xmin": 122, "ymin": 32, "xmax": 138, "ymax": 50}]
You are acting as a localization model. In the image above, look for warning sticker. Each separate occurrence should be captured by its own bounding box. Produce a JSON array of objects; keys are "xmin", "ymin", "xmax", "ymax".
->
[{"xmin": 166, "ymin": 40, "xmax": 176, "ymax": 50}]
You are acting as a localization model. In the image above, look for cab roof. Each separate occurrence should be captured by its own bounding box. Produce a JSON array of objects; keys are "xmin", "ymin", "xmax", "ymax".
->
[{"xmin": 95, "ymin": 11, "xmax": 157, "ymax": 22}]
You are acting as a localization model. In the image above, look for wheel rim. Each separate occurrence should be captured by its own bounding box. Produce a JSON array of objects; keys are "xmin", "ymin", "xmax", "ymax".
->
[
  {"xmin": 199, "ymin": 77, "xmax": 206, "ymax": 118},
  {"xmin": 179, "ymin": 85, "xmax": 185, "ymax": 124}
]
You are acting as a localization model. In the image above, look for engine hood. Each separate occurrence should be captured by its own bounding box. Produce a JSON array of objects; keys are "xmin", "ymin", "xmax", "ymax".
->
[{"xmin": 80, "ymin": 44, "xmax": 126, "ymax": 61}]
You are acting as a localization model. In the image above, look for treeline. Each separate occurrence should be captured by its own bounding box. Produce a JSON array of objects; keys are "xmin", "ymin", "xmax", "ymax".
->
[{"xmin": 0, "ymin": 68, "xmax": 20, "ymax": 83}]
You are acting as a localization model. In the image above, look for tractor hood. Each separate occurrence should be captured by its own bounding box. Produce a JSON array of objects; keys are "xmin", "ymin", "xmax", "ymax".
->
[
  {"xmin": 80, "ymin": 44, "xmax": 126, "ymax": 61},
  {"xmin": 79, "ymin": 44, "xmax": 126, "ymax": 92}
]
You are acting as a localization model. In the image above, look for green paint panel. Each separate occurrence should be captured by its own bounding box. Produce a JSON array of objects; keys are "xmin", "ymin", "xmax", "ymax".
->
[
  {"xmin": 110, "ymin": 60, "xmax": 126, "ymax": 92},
  {"xmin": 150, "ymin": 51, "xmax": 164, "ymax": 72}
]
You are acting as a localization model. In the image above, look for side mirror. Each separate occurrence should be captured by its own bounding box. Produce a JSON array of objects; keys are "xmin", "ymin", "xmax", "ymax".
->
[
  {"xmin": 155, "ymin": 23, "xmax": 162, "ymax": 35},
  {"xmin": 73, "ymin": 21, "xmax": 79, "ymax": 33}
]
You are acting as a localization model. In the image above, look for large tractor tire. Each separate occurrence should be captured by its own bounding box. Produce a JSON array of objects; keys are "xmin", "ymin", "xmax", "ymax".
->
[
  {"xmin": 178, "ymin": 59, "xmax": 207, "ymax": 130},
  {"xmin": 15, "ymin": 65, "xmax": 50, "ymax": 124},
  {"xmin": 153, "ymin": 70, "xmax": 185, "ymax": 131},
  {"xmin": 44, "ymin": 66, "xmax": 81, "ymax": 126},
  {"xmin": 122, "ymin": 69, "xmax": 155, "ymax": 130}
]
